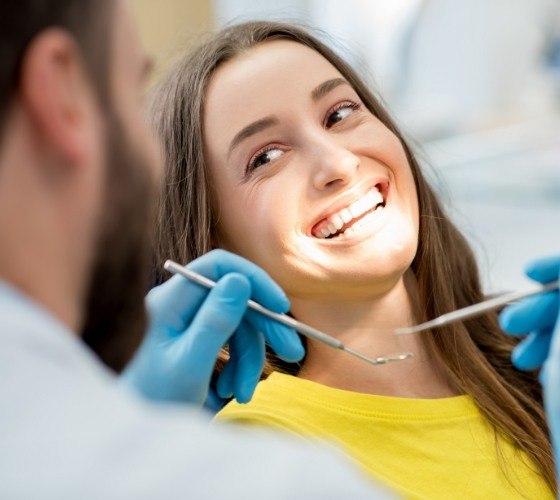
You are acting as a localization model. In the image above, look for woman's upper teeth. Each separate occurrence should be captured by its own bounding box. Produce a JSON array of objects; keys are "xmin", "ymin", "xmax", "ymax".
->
[{"xmin": 314, "ymin": 188, "xmax": 384, "ymax": 239}]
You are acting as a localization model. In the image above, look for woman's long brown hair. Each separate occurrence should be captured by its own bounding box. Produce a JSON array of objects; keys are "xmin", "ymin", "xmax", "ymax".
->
[{"xmin": 149, "ymin": 21, "xmax": 555, "ymax": 492}]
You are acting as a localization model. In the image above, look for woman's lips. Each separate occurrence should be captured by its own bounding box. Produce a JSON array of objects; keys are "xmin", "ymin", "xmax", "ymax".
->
[{"xmin": 311, "ymin": 184, "xmax": 387, "ymax": 239}]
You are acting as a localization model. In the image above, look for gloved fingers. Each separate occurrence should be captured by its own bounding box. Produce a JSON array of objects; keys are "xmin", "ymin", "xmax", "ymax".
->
[
  {"xmin": 499, "ymin": 292, "xmax": 558, "ymax": 334},
  {"xmin": 230, "ymin": 321, "xmax": 266, "ymax": 404},
  {"xmin": 177, "ymin": 273, "xmax": 251, "ymax": 387},
  {"xmin": 525, "ymin": 255, "xmax": 560, "ymax": 284},
  {"xmin": 216, "ymin": 346, "xmax": 236, "ymax": 400},
  {"xmin": 216, "ymin": 322, "xmax": 266, "ymax": 403},
  {"xmin": 204, "ymin": 386, "xmax": 227, "ymax": 414},
  {"xmin": 245, "ymin": 309, "xmax": 305, "ymax": 362},
  {"xmin": 511, "ymin": 330, "xmax": 552, "ymax": 371},
  {"xmin": 147, "ymin": 250, "xmax": 290, "ymax": 335},
  {"xmin": 145, "ymin": 273, "xmax": 210, "ymax": 334},
  {"xmin": 188, "ymin": 249, "xmax": 290, "ymax": 313}
]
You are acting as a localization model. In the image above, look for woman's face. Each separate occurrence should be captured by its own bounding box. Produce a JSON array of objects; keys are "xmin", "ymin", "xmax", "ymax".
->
[{"xmin": 203, "ymin": 40, "xmax": 419, "ymax": 301}]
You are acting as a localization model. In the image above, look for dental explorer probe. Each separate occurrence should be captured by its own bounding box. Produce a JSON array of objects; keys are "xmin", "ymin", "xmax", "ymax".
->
[
  {"xmin": 164, "ymin": 260, "xmax": 413, "ymax": 367},
  {"xmin": 395, "ymin": 280, "xmax": 559, "ymax": 336}
]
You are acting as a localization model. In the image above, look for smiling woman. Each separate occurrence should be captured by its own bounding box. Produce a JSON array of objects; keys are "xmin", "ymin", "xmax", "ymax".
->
[{"xmin": 149, "ymin": 22, "xmax": 555, "ymax": 498}]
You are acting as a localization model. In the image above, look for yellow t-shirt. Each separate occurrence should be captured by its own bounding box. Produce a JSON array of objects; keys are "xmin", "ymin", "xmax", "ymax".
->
[{"xmin": 216, "ymin": 372, "xmax": 553, "ymax": 499}]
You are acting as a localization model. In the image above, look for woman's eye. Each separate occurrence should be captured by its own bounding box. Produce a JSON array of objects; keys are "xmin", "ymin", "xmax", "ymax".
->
[
  {"xmin": 325, "ymin": 103, "xmax": 359, "ymax": 129},
  {"xmin": 248, "ymin": 147, "xmax": 284, "ymax": 172}
]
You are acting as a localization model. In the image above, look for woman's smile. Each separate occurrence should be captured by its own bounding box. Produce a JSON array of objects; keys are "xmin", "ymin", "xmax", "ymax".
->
[{"xmin": 309, "ymin": 180, "xmax": 389, "ymax": 243}]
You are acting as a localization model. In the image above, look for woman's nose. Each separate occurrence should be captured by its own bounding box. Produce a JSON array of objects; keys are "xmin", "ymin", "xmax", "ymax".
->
[{"xmin": 310, "ymin": 138, "xmax": 360, "ymax": 191}]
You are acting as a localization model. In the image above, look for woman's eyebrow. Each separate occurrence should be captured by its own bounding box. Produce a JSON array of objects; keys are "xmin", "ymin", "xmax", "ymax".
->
[
  {"xmin": 311, "ymin": 78, "xmax": 350, "ymax": 101},
  {"xmin": 228, "ymin": 78, "xmax": 349, "ymax": 156},
  {"xmin": 229, "ymin": 116, "xmax": 278, "ymax": 155}
]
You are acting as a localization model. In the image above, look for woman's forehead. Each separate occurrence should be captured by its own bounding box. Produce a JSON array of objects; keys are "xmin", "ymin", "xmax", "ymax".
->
[
  {"xmin": 203, "ymin": 40, "xmax": 345, "ymax": 134},
  {"xmin": 208, "ymin": 41, "xmax": 342, "ymax": 100}
]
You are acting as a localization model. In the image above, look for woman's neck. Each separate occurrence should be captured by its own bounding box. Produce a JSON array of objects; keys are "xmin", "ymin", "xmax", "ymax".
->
[{"xmin": 290, "ymin": 272, "xmax": 458, "ymax": 398}]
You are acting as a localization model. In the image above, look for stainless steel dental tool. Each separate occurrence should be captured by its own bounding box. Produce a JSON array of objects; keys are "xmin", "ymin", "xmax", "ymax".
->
[
  {"xmin": 164, "ymin": 260, "xmax": 414, "ymax": 367},
  {"xmin": 395, "ymin": 280, "xmax": 559, "ymax": 336}
]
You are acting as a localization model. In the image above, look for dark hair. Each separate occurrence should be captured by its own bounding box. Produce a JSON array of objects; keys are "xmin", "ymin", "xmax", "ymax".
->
[
  {"xmin": 150, "ymin": 21, "xmax": 555, "ymax": 491},
  {"xmin": 0, "ymin": 0, "xmax": 112, "ymax": 136}
]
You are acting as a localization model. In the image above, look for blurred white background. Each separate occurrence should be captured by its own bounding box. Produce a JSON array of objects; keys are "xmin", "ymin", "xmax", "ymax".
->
[{"xmin": 133, "ymin": 0, "xmax": 560, "ymax": 292}]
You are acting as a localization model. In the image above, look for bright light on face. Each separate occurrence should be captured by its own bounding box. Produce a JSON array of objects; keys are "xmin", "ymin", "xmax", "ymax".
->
[{"xmin": 203, "ymin": 40, "xmax": 419, "ymax": 303}]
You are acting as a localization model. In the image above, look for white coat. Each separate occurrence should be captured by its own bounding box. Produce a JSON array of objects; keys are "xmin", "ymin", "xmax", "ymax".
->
[{"xmin": 0, "ymin": 282, "xmax": 391, "ymax": 499}]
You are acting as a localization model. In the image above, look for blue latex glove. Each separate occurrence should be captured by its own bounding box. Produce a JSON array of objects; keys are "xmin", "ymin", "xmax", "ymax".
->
[
  {"xmin": 499, "ymin": 255, "xmax": 560, "ymax": 478},
  {"xmin": 499, "ymin": 255, "xmax": 560, "ymax": 371},
  {"xmin": 121, "ymin": 249, "xmax": 304, "ymax": 411}
]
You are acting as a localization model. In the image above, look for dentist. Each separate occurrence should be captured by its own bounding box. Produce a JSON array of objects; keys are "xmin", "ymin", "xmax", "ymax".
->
[{"xmin": 0, "ymin": 0, "xmax": 388, "ymax": 498}]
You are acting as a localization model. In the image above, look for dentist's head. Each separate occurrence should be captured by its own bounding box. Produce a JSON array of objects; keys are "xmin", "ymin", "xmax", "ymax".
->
[{"xmin": 0, "ymin": 0, "xmax": 162, "ymax": 371}]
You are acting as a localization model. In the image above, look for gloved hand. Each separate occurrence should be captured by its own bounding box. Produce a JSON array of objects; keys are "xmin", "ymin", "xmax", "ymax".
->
[
  {"xmin": 499, "ymin": 255, "xmax": 560, "ymax": 478},
  {"xmin": 499, "ymin": 255, "xmax": 560, "ymax": 371},
  {"xmin": 121, "ymin": 249, "xmax": 304, "ymax": 412}
]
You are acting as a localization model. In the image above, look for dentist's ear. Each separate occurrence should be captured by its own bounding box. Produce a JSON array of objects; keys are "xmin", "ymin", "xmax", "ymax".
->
[{"xmin": 19, "ymin": 28, "xmax": 97, "ymax": 171}]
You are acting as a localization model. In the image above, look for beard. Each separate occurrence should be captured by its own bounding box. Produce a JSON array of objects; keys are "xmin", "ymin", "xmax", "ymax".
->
[{"xmin": 81, "ymin": 112, "xmax": 156, "ymax": 373}]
